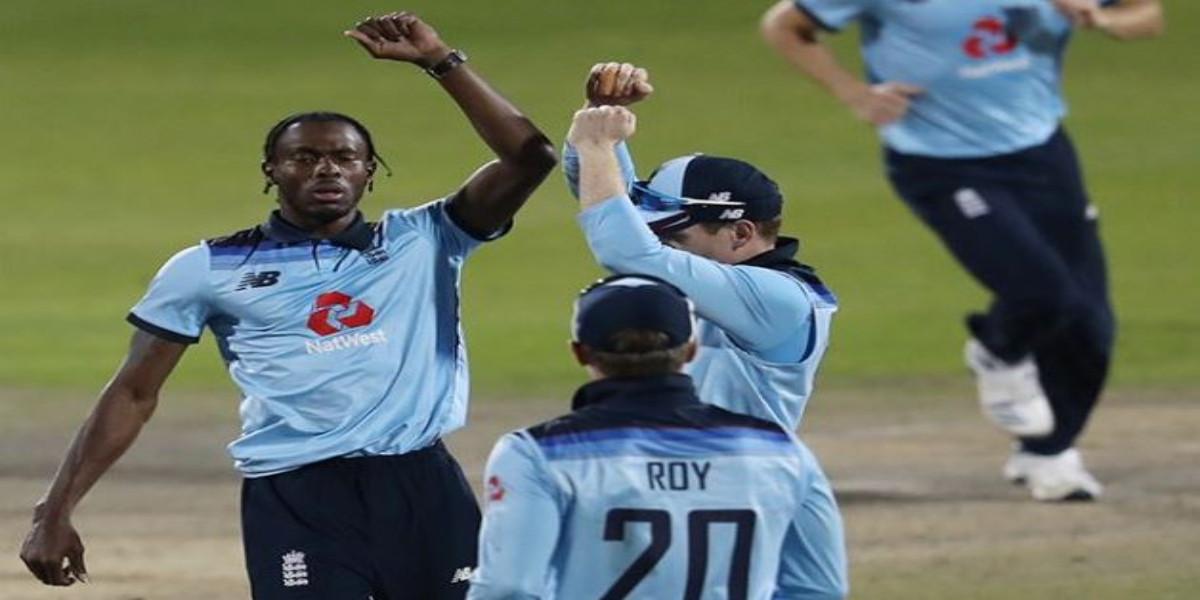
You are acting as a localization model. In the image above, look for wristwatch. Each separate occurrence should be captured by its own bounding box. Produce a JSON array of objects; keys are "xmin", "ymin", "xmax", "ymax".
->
[{"xmin": 425, "ymin": 49, "xmax": 467, "ymax": 80}]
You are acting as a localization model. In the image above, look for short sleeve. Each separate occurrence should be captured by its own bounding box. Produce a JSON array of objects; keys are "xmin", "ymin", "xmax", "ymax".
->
[
  {"xmin": 794, "ymin": 0, "xmax": 875, "ymax": 31},
  {"xmin": 127, "ymin": 245, "xmax": 212, "ymax": 344},
  {"xmin": 776, "ymin": 442, "xmax": 849, "ymax": 599},
  {"xmin": 384, "ymin": 199, "xmax": 505, "ymax": 259},
  {"xmin": 468, "ymin": 432, "xmax": 563, "ymax": 599}
]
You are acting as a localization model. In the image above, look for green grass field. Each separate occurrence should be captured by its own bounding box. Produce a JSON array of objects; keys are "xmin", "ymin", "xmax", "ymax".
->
[{"xmin": 2, "ymin": 0, "xmax": 1197, "ymax": 396}]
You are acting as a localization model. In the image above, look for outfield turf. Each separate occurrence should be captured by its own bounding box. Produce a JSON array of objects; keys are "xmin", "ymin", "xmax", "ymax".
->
[{"xmin": 2, "ymin": 0, "xmax": 1197, "ymax": 395}]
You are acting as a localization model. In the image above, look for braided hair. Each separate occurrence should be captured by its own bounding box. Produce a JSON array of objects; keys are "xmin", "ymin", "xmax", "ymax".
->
[{"xmin": 262, "ymin": 111, "xmax": 392, "ymax": 175}]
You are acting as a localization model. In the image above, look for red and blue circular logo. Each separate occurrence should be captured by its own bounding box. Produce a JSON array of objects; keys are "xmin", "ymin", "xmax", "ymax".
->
[
  {"xmin": 306, "ymin": 292, "xmax": 375, "ymax": 336},
  {"xmin": 963, "ymin": 16, "xmax": 1018, "ymax": 59}
]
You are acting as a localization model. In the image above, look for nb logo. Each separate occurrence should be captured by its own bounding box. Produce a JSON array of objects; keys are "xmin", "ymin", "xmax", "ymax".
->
[
  {"xmin": 236, "ymin": 271, "xmax": 281, "ymax": 291},
  {"xmin": 719, "ymin": 208, "xmax": 745, "ymax": 220},
  {"xmin": 450, "ymin": 567, "xmax": 474, "ymax": 584}
]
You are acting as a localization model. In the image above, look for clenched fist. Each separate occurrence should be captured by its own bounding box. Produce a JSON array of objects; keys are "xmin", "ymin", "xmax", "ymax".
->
[
  {"xmin": 567, "ymin": 106, "xmax": 637, "ymax": 148},
  {"xmin": 585, "ymin": 62, "xmax": 654, "ymax": 108}
]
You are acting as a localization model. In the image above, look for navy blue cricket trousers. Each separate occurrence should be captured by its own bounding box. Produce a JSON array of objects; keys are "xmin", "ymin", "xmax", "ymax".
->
[
  {"xmin": 885, "ymin": 128, "xmax": 1115, "ymax": 455},
  {"xmin": 241, "ymin": 441, "xmax": 481, "ymax": 599}
]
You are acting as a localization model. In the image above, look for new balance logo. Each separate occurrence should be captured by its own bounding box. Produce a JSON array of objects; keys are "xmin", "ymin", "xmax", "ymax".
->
[
  {"xmin": 236, "ymin": 271, "xmax": 281, "ymax": 291},
  {"xmin": 719, "ymin": 208, "xmax": 745, "ymax": 220},
  {"xmin": 450, "ymin": 566, "xmax": 474, "ymax": 584},
  {"xmin": 281, "ymin": 550, "xmax": 309, "ymax": 588}
]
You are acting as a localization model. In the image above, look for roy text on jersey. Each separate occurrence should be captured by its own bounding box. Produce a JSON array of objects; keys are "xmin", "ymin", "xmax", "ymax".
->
[{"xmin": 646, "ymin": 460, "xmax": 711, "ymax": 491}]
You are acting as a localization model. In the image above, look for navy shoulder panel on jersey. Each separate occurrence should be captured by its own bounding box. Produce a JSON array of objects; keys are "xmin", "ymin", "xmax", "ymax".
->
[
  {"xmin": 528, "ymin": 400, "xmax": 784, "ymax": 439},
  {"xmin": 526, "ymin": 401, "xmax": 793, "ymax": 462},
  {"xmin": 207, "ymin": 226, "xmax": 264, "ymax": 249}
]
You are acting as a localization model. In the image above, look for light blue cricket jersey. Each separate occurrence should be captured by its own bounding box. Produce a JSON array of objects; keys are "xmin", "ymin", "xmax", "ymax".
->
[
  {"xmin": 566, "ymin": 143, "xmax": 838, "ymax": 430},
  {"xmin": 128, "ymin": 201, "xmax": 492, "ymax": 477},
  {"xmin": 797, "ymin": 0, "xmax": 1096, "ymax": 157},
  {"xmin": 468, "ymin": 375, "xmax": 848, "ymax": 600}
]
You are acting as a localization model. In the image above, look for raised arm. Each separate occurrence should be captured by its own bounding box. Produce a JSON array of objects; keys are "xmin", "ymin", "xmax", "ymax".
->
[
  {"xmin": 346, "ymin": 11, "xmax": 557, "ymax": 236},
  {"xmin": 567, "ymin": 105, "xmax": 638, "ymax": 210},
  {"xmin": 563, "ymin": 62, "xmax": 651, "ymax": 199},
  {"xmin": 1053, "ymin": 0, "xmax": 1163, "ymax": 40},
  {"xmin": 568, "ymin": 107, "xmax": 811, "ymax": 354},
  {"xmin": 20, "ymin": 331, "xmax": 188, "ymax": 586},
  {"xmin": 760, "ymin": 1, "xmax": 921, "ymax": 126}
]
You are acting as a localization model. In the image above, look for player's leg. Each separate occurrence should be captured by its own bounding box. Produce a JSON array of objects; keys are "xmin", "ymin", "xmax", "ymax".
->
[
  {"xmin": 368, "ymin": 442, "xmax": 481, "ymax": 600},
  {"xmin": 887, "ymin": 134, "xmax": 1110, "ymax": 501},
  {"xmin": 886, "ymin": 150, "xmax": 1086, "ymax": 358},
  {"xmin": 241, "ymin": 462, "xmax": 375, "ymax": 599},
  {"xmin": 987, "ymin": 136, "xmax": 1109, "ymax": 501},
  {"xmin": 886, "ymin": 150, "xmax": 1080, "ymax": 437},
  {"xmin": 1009, "ymin": 130, "xmax": 1114, "ymax": 472}
]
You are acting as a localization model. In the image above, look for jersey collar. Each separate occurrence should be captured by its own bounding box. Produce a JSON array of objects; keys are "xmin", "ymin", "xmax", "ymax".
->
[
  {"xmin": 261, "ymin": 210, "xmax": 375, "ymax": 251},
  {"xmin": 740, "ymin": 236, "xmax": 802, "ymax": 269},
  {"xmin": 571, "ymin": 373, "xmax": 701, "ymax": 411}
]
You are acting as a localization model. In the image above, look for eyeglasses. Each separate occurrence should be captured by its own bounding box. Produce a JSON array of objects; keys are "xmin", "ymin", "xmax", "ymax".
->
[{"xmin": 630, "ymin": 181, "xmax": 747, "ymax": 212}]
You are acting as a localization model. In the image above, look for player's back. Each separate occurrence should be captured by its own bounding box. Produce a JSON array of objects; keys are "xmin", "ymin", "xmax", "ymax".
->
[{"xmin": 525, "ymin": 375, "xmax": 811, "ymax": 599}]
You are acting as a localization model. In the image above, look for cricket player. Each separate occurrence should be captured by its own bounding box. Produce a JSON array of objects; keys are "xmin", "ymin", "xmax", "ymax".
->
[
  {"xmin": 468, "ymin": 274, "xmax": 848, "ymax": 599},
  {"xmin": 565, "ymin": 63, "xmax": 838, "ymax": 432},
  {"xmin": 761, "ymin": 0, "xmax": 1162, "ymax": 500},
  {"xmin": 20, "ymin": 11, "xmax": 555, "ymax": 598}
]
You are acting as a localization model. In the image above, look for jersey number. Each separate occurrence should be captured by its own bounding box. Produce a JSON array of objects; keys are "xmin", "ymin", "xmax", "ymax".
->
[{"xmin": 600, "ymin": 508, "xmax": 755, "ymax": 600}]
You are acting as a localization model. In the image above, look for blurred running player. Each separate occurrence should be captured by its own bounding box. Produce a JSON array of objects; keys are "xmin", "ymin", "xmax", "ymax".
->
[{"xmin": 761, "ymin": 0, "xmax": 1162, "ymax": 501}]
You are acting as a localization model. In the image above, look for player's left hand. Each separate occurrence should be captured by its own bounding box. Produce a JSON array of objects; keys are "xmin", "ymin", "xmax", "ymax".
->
[
  {"xmin": 1052, "ymin": 0, "xmax": 1111, "ymax": 30},
  {"xmin": 345, "ymin": 12, "xmax": 453, "ymax": 68}
]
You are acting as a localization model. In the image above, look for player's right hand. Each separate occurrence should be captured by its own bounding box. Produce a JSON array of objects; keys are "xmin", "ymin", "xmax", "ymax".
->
[
  {"xmin": 20, "ymin": 517, "xmax": 89, "ymax": 586},
  {"xmin": 567, "ymin": 106, "xmax": 637, "ymax": 147},
  {"xmin": 844, "ymin": 82, "xmax": 923, "ymax": 126},
  {"xmin": 345, "ymin": 11, "xmax": 453, "ymax": 68},
  {"xmin": 585, "ymin": 62, "xmax": 654, "ymax": 108}
]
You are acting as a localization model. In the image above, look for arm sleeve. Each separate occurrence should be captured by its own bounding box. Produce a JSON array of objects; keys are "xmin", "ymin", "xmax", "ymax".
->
[
  {"xmin": 387, "ymin": 198, "xmax": 506, "ymax": 259},
  {"xmin": 126, "ymin": 245, "xmax": 211, "ymax": 344},
  {"xmin": 794, "ymin": 0, "xmax": 874, "ymax": 31},
  {"xmin": 562, "ymin": 140, "xmax": 638, "ymax": 200},
  {"xmin": 468, "ymin": 433, "xmax": 564, "ymax": 600},
  {"xmin": 578, "ymin": 196, "xmax": 813, "ymax": 355},
  {"xmin": 775, "ymin": 443, "xmax": 849, "ymax": 600}
]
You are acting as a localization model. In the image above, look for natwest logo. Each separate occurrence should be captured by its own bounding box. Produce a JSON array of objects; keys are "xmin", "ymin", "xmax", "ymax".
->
[
  {"xmin": 962, "ymin": 16, "xmax": 1017, "ymax": 59},
  {"xmin": 486, "ymin": 475, "xmax": 505, "ymax": 503},
  {"xmin": 307, "ymin": 291, "xmax": 375, "ymax": 336}
]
